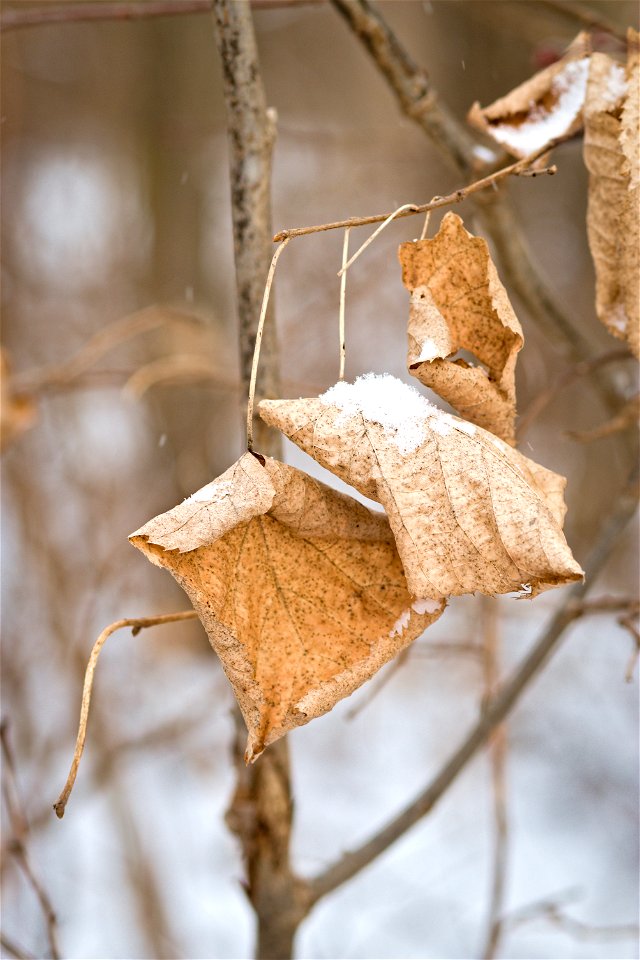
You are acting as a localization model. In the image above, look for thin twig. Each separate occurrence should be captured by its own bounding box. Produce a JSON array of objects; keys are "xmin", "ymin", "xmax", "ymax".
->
[
  {"xmin": 308, "ymin": 465, "xmax": 639, "ymax": 904},
  {"xmin": 533, "ymin": 0, "xmax": 628, "ymax": 44},
  {"xmin": 274, "ymin": 146, "xmax": 558, "ymax": 241},
  {"xmin": 330, "ymin": 0, "xmax": 479, "ymax": 174},
  {"xmin": 502, "ymin": 892, "xmax": 639, "ymax": 941},
  {"xmin": 517, "ymin": 349, "xmax": 632, "ymax": 438},
  {"xmin": 13, "ymin": 306, "xmax": 204, "ymax": 395},
  {"xmin": 0, "ymin": 0, "xmax": 323, "ymax": 32},
  {"xmin": 479, "ymin": 597, "xmax": 509, "ymax": 960},
  {"xmin": 338, "ymin": 228, "xmax": 350, "ymax": 380},
  {"xmin": 1, "ymin": 723, "xmax": 61, "ymax": 960},
  {"xmin": 246, "ymin": 239, "xmax": 290, "ymax": 451},
  {"xmin": 53, "ymin": 611, "xmax": 198, "ymax": 819},
  {"xmin": 0, "ymin": 933, "xmax": 36, "ymax": 960},
  {"xmin": 567, "ymin": 393, "xmax": 640, "ymax": 443},
  {"xmin": 337, "ymin": 203, "xmax": 419, "ymax": 275}
]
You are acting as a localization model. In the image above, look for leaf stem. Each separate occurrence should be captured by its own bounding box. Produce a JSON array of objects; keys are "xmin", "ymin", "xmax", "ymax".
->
[{"xmin": 53, "ymin": 611, "xmax": 198, "ymax": 819}]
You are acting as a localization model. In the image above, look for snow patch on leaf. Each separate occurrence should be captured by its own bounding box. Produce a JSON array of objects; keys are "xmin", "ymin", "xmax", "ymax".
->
[
  {"xmin": 320, "ymin": 373, "xmax": 433, "ymax": 455},
  {"xmin": 412, "ymin": 598, "xmax": 443, "ymax": 615},
  {"xmin": 489, "ymin": 58, "xmax": 589, "ymax": 155}
]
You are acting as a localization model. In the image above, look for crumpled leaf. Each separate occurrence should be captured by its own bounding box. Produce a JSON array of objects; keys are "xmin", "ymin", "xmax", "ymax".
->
[
  {"xmin": 1, "ymin": 350, "xmax": 37, "ymax": 453},
  {"xmin": 584, "ymin": 37, "xmax": 639, "ymax": 358},
  {"xmin": 259, "ymin": 374, "xmax": 583, "ymax": 602},
  {"xmin": 399, "ymin": 212, "xmax": 523, "ymax": 445},
  {"xmin": 468, "ymin": 33, "xmax": 590, "ymax": 157},
  {"xmin": 130, "ymin": 452, "xmax": 444, "ymax": 760}
]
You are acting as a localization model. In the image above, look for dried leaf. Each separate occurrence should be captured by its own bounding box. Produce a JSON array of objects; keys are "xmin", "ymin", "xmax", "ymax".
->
[
  {"xmin": 468, "ymin": 33, "xmax": 590, "ymax": 157},
  {"xmin": 0, "ymin": 350, "xmax": 37, "ymax": 453},
  {"xmin": 259, "ymin": 374, "xmax": 583, "ymax": 602},
  {"xmin": 399, "ymin": 212, "xmax": 523, "ymax": 445},
  {"xmin": 130, "ymin": 452, "xmax": 444, "ymax": 760},
  {"xmin": 584, "ymin": 40, "xmax": 639, "ymax": 358}
]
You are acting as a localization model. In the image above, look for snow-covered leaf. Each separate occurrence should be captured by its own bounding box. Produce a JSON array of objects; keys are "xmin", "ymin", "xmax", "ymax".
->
[
  {"xmin": 260, "ymin": 375, "xmax": 583, "ymax": 602},
  {"xmin": 399, "ymin": 212, "xmax": 523, "ymax": 445},
  {"xmin": 130, "ymin": 452, "xmax": 443, "ymax": 760},
  {"xmin": 468, "ymin": 33, "xmax": 590, "ymax": 157}
]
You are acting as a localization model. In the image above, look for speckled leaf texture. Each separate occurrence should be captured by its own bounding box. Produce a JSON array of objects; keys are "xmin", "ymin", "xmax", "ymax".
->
[
  {"xmin": 583, "ymin": 36, "xmax": 639, "ymax": 358},
  {"xmin": 399, "ymin": 213, "xmax": 523, "ymax": 445},
  {"xmin": 130, "ymin": 452, "xmax": 444, "ymax": 760},
  {"xmin": 259, "ymin": 376, "xmax": 583, "ymax": 603},
  {"xmin": 468, "ymin": 33, "xmax": 590, "ymax": 158}
]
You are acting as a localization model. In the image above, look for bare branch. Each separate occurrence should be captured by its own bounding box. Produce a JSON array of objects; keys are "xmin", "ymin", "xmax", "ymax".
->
[
  {"xmin": 0, "ymin": 933, "xmax": 36, "ymax": 960},
  {"xmin": 502, "ymin": 890, "xmax": 639, "ymax": 942},
  {"xmin": 213, "ymin": 0, "xmax": 282, "ymax": 457},
  {"xmin": 533, "ymin": 0, "xmax": 628, "ymax": 43},
  {"xmin": 479, "ymin": 598, "xmax": 509, "ymax": 960},
  {"xmin": 53, "ymin": 611, "xmax": 198, "ymax": 819},
  {"xmin": 212, "ymin": 5, "xmax": 304, "ymax": 958},
  {"xmin": 308, "ymin": 465, "xmax": 639, "ymax": 904},
  {"xmin": 0, "ymin": 0, "xmax": 323, "ymax": 32},
  {"xmin": 330, "ymin": 0, "xmax": 480, "ymax": 174},
  {"xmin": 274, "ymin": 147, "xmax": 557, "ymax": 241},
  {"xmin": 1, "ymin": 722, "xmax": 61, "ymax": 959},
  {"xmin": 568, "ymin": 393, "xmax": 640, "ymax": 443},
  {"xmin": 517, "ymin": 349, "xmax": 632, "ymax": 438}
]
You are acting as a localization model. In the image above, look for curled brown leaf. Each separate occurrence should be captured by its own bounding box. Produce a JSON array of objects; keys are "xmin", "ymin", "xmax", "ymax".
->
[
  {"xmin": 130, "ymin": 452, "xmax": 444, "ymax": 760},
  {"xmin": 399, "ymin": 212, "xmax": 523, "ymax": 445}
]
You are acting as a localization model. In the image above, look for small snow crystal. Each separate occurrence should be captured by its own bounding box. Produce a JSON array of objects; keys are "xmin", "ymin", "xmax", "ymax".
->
[
  {"xmin": 602, "ymin": 61, "xmax": 628, "ymax": 108},
  {"xmin": 412, "ymin": 598, "xmax": 443, "ymax": 615},
  {"xmin": 186, "ymin": 478, "xmax": 233, "ymax": 503},
  {"xmin": 416, "ymin": 338, "xmax": 442, "ymax": 362},
  {"xmin": 608, "ymin": 302, "xmax": 628, "ymax": 333},
  {"xmin": 389, "ymin": 608, "xmax": 411, "ymax": 638},
  {"xmin": 492, "ymin": 58, "xmax": 589, "ymax": 155}
]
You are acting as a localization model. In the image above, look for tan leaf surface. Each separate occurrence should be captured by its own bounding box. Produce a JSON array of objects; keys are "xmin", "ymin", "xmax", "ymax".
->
[
  {"xmin": 399, "ymin": 212, "xmax": 523, "ymax": 445},
  {"xmin": 468, "ymin": 33, "xmax": 590, "ymax": 157},
  {"xmin": 130, "ymin": 452, "xmax": 443, "ymax": 760},
  {"xmin": 584, "ymin": 42, "xmax": 639, "ymax": 358},
  {"xmin": 259, "ymin": 374, "xmax": 583, "ymax": 602}
]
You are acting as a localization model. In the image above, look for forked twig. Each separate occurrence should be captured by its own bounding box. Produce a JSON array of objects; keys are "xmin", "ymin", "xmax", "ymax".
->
[
  {"xmin": 274, "ymin": 146, "xmax": 559, "ymax": 242},
  {"xmin": 53, "ymin": 611, "xmax": 198, "ymax": 818},
  {"xmin": 337, "ymin": 203, "xmax": 419, "ymax": 275},
  {"xmin": 1, "ymin": 722, "xmax": 61, "ymax": 959}
]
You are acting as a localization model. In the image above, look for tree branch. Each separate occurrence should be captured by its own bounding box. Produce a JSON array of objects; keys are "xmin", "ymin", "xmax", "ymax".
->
[
  {"xmin": 308, "ymin": 465, "xmax": 639, "ymax": 903},
  {"xmin": 273, "ymin": 149, "xmax": 556, "ymax": 240},
  {"xmin": 330, "ymin": 0, "xmax": 479, "ymax": 174},
  {"xmin": 212, "ymin": 4, "xmax": 305, "ymax": 958},
  {"xmin": 213, "ymin": 0, "xmax": 281, "ymax": 456},
  {"xmin": 533, "ymin": 0, "xmax": 628, "ymax": 43},
  {"xmin": 0, "ymin": 0, "xmax": 323, "ymax": 32}
]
